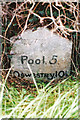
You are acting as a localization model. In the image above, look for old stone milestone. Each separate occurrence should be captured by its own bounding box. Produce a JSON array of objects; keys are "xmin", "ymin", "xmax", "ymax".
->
[{"xmin": 10, "ymin": 27, "xmax": 72, "ymax": 80}]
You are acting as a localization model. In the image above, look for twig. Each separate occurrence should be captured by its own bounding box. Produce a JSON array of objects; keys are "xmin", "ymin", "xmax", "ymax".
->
[
  {"xmin": 27, "ymin": 63, "xmax": 39, "ymax": 94},
  {"xmin": 71, "ymin": 58, "xmax": 79, "ymax": 76}
]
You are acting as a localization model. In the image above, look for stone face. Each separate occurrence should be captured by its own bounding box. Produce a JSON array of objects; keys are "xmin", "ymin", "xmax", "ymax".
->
[{"xmin": 10, "ymin": 27, "xmax": 72, "ymax": 80}]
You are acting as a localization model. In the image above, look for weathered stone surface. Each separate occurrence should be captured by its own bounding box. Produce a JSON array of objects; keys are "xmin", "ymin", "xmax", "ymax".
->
[{"xmin": 10, "ymin": 27, "xmax": 72, "ymax": 80}]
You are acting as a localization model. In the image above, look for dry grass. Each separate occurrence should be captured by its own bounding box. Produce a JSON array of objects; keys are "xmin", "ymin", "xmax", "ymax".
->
[{"xmin": 0, "ymin": 74, "xmax": 79, "ymax": 118}]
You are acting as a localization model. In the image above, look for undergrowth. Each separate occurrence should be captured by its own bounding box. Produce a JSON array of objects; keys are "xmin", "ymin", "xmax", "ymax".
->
[{"xmin": 0, "ymin": 76, "xmax": 79, "ymax": 119}]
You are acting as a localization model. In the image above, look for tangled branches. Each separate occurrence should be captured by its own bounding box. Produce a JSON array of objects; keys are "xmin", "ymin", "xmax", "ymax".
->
[{"xmin": 2, "ymin": 1, "xmax": 78, "ymax": 39}]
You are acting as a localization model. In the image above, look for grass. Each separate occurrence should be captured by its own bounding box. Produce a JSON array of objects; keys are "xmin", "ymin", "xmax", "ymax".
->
[{"xmin": 0, "ymin": 75, "xmax": 79, "ymax": 119}]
